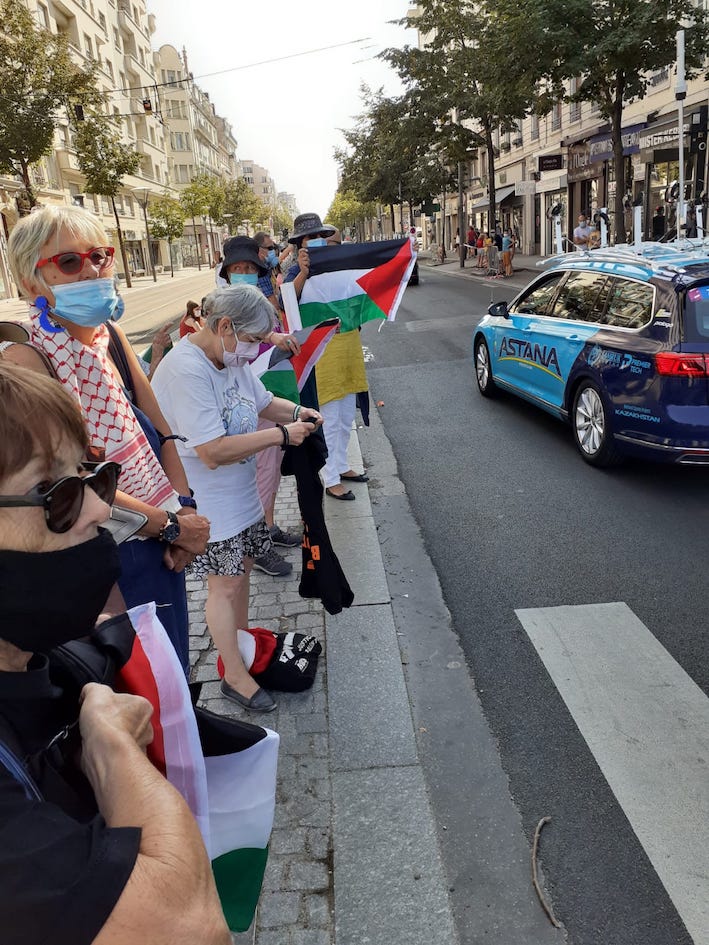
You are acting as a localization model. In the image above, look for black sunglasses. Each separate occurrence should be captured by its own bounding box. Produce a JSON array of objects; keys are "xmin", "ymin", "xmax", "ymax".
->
[{"xmin": 0, "ymin": 461, "xmax": 121, "ymax": 534}]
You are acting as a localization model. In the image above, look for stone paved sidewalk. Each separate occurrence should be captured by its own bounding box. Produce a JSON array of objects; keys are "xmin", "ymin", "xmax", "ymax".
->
[{"xmin": 186, "ymin": 475, "xmax": 334, "ymax": 945}]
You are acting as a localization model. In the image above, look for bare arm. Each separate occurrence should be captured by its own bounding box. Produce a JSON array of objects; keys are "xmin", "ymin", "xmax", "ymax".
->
[
  {"xmin": 195, "ymin": 417, "xmax": 317, "ymax": 470},
  {"xmin": 79, "ymin": 684, "xmax": 230, "ymax": 945},
  {"xmin": 259, "ymin": 397, "xmax": 323, "ymax": 426},
  {"xmin": 291, "ymin": 248, "xmax": 310, "ymax": 300}
]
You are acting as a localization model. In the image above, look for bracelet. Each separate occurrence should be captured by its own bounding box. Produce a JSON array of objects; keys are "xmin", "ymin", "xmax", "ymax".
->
[
  {"xmin": 276, "ymin": 423, "xmax": 289, "ymax": 450},
  {"xmin": 292, "ymin": 404, "xmax": 301, "ymax": 421}
]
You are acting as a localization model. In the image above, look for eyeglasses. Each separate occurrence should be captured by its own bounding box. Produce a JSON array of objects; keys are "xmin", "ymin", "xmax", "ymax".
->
[
  {"xmin": 262, "ymin": 245, "xmax": 276, "ymax": 251},
  {"xmin": 36, "ymin": 247, "xmax": 115, "ymax": 276},
  {"xmin": 0, "ymin": 461, "xmax": 121, "ymax": 533}
]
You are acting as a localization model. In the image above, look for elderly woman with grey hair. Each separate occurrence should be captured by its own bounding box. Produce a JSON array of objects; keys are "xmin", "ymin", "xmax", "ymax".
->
[{"xmin": 151, "ymin": 285, "xmax": 323, "ymax": 712}]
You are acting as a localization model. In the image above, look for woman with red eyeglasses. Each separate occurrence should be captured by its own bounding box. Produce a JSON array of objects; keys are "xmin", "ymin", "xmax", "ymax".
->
[
  {"xmin": 4, "ymin": 205, "xmax": 210, "ymax": 676},
  {"xmin": 0, "ymin": 362, "xmax": 230, "ymax": 945}
]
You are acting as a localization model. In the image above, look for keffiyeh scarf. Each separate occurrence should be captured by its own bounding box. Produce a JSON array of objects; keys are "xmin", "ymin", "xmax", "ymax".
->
[{"xmin": 30, "ymin": 313, "xmax": 177, "ymax": 509}]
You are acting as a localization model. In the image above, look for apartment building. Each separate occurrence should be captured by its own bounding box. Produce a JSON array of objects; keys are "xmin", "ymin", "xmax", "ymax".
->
[
  {"xmin": 0, "ymin": 3, "xmax": 242, "ymax": 297},
  {"xmin": 460, "ymin": 69, "xmax": 709, "ymax": 257},
  {"xmin": 278, "ymin": 192, "xmax": 300, "ymax": 218},
  {"xmin": 0, "ymin": 0, "xmax": 174, "ymax": 295},
  {"xmin": 406, "ymin": 4, "xmax": 709, "ymax": 256},
  {"xmin": 237, "ymin": 159, "xmax": 278, "ymax": 230}
]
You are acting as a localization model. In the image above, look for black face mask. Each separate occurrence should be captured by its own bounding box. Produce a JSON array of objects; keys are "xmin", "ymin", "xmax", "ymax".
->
[{"xmin": 0, "ymin": 529, "xmax": 121, "ymax": 654}]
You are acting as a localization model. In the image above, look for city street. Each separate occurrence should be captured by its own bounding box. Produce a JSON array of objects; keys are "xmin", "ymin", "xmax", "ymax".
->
[
  {"xmin": 4, "ymin": 259, "xmax": 706, "ymax": 944},
  {"xmin": 360, "ymin": 264, "xmax": 709, "ymax": 945}
]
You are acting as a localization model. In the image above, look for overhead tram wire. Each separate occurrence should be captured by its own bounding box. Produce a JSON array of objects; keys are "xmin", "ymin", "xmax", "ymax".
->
[{"xmin": 105, "ymin": 37, "xmax": 373, "ymax": 98}]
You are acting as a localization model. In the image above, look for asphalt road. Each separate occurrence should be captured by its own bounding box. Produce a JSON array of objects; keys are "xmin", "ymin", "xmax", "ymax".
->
[{"xmin": 361, "ymin": 265, "xmax": 709, "ymax": 945}]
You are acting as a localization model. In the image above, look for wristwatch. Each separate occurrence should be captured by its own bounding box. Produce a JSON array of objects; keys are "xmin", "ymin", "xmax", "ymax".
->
[
  {"xmin": 178, "ymin": 494, "xmax": 197, "ymax": 510},
  {"xmin": 158, "ymin": 510, "xmax": 181, "ymax": 544}
]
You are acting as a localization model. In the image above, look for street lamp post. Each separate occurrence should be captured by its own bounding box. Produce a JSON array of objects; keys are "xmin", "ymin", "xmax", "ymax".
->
[{"xmin": 136, "ymin": 189, "xmax": 157, "ymax": 283}]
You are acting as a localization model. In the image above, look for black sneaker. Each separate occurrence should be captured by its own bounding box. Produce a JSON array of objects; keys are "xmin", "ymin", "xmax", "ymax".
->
[
  {"xmin": 270, "ymin": 525, "xmax": 301, "ymax": 547},
  {"xmin": 253, "ymin": 548, "xmax": 293, "ymax": 576}
]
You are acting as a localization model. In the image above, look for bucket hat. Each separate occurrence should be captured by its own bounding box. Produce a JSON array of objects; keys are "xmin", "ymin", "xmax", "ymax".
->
[
  {"xmin": 220, "ymin": 235, "xmax": 268, "ymax": 279},
  {"xmin": 288, "ymin": 213, "xmax": 336, "ymax": 245}
]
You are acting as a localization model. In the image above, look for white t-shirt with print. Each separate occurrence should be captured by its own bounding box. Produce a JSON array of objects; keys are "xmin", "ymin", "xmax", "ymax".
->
[{"xmin": 151, "ymin": 336, "xmax": 273, "ymax": 541}]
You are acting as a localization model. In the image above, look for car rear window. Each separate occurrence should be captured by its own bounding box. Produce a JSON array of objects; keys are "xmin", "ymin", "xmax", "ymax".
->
[
  {"xmin": 683, "ymin": 283, "xmax": 709, "ymax": 342},
  {"xmin": 603, "ymin": 278, "xmax": 654, "ymax": 329}
]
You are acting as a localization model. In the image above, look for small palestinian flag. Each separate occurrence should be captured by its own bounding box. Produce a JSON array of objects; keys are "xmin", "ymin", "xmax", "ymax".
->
[
  {"xmin": 250, "ymin": 318, "xmax": 339, "ymax": 397},
  {"xmin": 281, "ymin": 238, "xmax": 416, "ymax": 332},
  {"xmin": 118, "ymin": 603, "xmax": 279, "ymax": 934}
]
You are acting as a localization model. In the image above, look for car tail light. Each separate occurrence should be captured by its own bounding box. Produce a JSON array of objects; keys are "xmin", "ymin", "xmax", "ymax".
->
[{"xmin": 655, "ymin": 352, "xmax": 709, "ymax": 376}]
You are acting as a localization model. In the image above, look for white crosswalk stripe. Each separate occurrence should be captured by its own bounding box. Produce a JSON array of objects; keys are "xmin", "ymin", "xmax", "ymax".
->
[{"xmin": 516, "ymin": 602, "xmax": 709, "ymax": 945}]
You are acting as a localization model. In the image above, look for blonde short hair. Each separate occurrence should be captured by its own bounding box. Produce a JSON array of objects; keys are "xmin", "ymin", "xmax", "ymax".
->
[{"xmin": 8, "ymin": 205, "xmax": 110, "ymax": 298}]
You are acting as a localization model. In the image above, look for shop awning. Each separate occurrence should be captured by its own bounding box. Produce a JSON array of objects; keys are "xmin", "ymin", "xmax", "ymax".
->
[{"xmin": 468, "ymin": 185, "xmax": 516, "ymax": 214}]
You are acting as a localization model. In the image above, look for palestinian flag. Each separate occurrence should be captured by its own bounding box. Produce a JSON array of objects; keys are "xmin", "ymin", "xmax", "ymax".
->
[
  {"xmin": 281, "ymin": 238, "xmax": 416, "ymax": 333},
  {"xmin": 250, "ymin": 317, "xmax": 339, "ymax": 398},
  {"xmin": 118, "ymin": 603, "xmax": 279, "ymax": 934}
]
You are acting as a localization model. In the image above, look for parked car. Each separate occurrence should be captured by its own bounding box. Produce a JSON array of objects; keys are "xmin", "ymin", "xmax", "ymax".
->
[{"xmin": 472, "ymin": 242, "xmax": 709, "ymax": 466}]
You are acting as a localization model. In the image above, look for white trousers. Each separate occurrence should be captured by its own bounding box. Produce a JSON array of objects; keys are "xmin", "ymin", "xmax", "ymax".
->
[{"xmin": 320, "ymin": 394, "xmax": 357, "ymax": 487}]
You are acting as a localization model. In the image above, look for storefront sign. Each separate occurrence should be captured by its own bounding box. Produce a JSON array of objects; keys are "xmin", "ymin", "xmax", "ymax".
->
[
  {"xmin": 589, "ymin": 123, "xmax": 645, "ymax": 163},
  {"xmin": 515, "ymin": 181, "xmax": 537, "ymax": 195},
  {"xmin": 567, "ymin": 141, "xmax": 596, "ymax": 182},
  {"xmin": 539, "ymin": 154, "xmax": 563, "ymax": 172}
]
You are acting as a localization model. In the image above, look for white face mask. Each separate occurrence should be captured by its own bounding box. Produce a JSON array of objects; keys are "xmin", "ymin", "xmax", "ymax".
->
[{"xmin": 221, "ymin": 331, "xmax": 259, "ymax": 367}]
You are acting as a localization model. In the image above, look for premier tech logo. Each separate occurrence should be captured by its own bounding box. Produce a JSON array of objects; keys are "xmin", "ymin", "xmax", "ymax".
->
[{"xmin": 498, "ymin": 336, "xmax": 562, "ymax": 379}]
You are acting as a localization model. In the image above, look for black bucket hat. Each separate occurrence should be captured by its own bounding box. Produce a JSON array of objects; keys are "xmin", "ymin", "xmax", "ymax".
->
[
  {"xmin": 288, "ymin": 213, "xmax": 336, "ymax": 245},
  {"xmin": 220, "ymin": 235, "xmax": 268, "ymax": 279}
]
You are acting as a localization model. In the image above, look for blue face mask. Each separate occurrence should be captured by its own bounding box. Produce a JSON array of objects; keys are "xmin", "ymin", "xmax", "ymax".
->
[
  {"xmin": 306, "ymin": 238, "xmax": 328, "ymax": 248},
  {"xmin": 266, "ymin": 249, "xmax": 279, "ymax": 267},
  {"xmin": 48, "ymin": 278, "xmax": 124, "ymax": 327},
  {"xmin": 229, "ymin": 272, "xmax": 259, "ymax": 286}
]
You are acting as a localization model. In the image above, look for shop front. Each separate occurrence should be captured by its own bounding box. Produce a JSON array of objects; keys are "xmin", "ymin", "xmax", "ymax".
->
[{"xmin": 638, "ymin": 110, "xmax": 707, "ymax": 238}]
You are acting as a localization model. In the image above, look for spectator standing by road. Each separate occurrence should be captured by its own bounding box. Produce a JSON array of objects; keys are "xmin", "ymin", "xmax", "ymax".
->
[
  {"xmin": 501, "ymin": 230, "xmax": 513, "ymax": 277},
  {"xmin": 151, "ymin": 285, "xmax": 322, "ymax": 713},
  {"xmin": 573, "ymin": 213, "xmax": 593, "ymax": 250},
  {"xmin": 314, "ymin": 228, "xmax": 370, "ymax": 501},
  {"xmin": 0, "ymin": 362, "xmax": 230, "ymax": 945},
  {"xmin": 5, "ymin": 205, "xmax": 209, "ymax": 675}
]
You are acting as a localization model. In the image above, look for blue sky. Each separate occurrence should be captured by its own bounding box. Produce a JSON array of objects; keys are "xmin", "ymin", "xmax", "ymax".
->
[{"xmin": 146, "ymin": 0, "xmax": 413, "ymax": 217}]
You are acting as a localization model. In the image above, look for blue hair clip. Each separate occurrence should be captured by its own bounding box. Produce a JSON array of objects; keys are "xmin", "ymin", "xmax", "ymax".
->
[{"xmin": 35, "ymin": 297, "xmax": 65, "ymax": 334}]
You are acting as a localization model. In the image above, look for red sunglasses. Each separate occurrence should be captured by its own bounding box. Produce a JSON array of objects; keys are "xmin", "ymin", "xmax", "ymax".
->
[{"xmin": 36, "ymin": 246, "xmax": 115, "ymax": 276}]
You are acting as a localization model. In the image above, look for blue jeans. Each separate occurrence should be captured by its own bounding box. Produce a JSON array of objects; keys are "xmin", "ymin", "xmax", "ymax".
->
[{"xmin": 118, "ymin": 538, "xmax": 190, "ymax": 676}]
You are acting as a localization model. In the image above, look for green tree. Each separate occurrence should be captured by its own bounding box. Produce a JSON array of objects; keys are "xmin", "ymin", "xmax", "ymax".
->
[
  {"xmin": 272, "ymin": 202, "xmax": 295, "ymax": 241},
  {"xmin": 73, "ymin": 117, "xmax": 141, "ymax": 288},
  {"xmin": 179, "ymin": 176, "xmax": 213, "ymax": 270},
  {"xmin": 327, "ymin": 189, "xmax": 377, "ymax": 240},
  {"xmin": 148, "ymin": 193, "xmax": 186, "ymax": 278},
  {"xmin": 541, "ymin": 0, "xmax": 708, "ymax": 241},
  {"xmin": 383, "ymin": 0, "xmax": 560, "ymax": 232},
  {"xmin": 0, "ymin": 0, "xmax": 95, "ymax": 209},
  {"xmin": 222, "ymin": 178, "xmax": 267, "ymax": 235}
]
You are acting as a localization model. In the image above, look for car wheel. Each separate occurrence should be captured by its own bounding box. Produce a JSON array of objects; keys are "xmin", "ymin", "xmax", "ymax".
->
[
  {"xmin": 571, "ymin": 380, "xmax": 622, "ymax": 466},
  {"xmin": 474, "ymin": 337, "xmax": 497, "ymax": 397}
]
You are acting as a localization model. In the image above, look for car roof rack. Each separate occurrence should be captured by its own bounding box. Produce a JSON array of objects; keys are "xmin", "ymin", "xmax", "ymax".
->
[{"xmin": 539, "ymin": 240, "xmax": 709, "ymax": 279}]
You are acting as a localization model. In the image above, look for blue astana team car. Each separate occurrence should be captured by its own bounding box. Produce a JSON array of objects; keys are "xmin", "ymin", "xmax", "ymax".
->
[{"xmin": 473, "ymin": 242, "xmax": 709, "ymax": 466}]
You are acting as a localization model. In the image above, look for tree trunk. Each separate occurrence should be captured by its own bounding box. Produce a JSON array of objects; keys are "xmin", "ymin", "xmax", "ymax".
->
[
  {"xmin": 112, "ymin": 196, "xmax": 132, "ymax": 289},
  {"xmin": 484, "ymin": 118, "xmax": 496, "ymax": 237},
  {"xmin": 168, "ymin": 238, "xmax": 174, "ymax": 277},
  {"xmin": 19, "ymin": 158, "xmax": 36, "ymax": 212},
  {"xmin": 611, "ymin": 77, "xmax": 626, "ymax": 245},
  {"xmin": 389, "ymin": 203, "xmax": 395, "ymax": 234},
  {"xmin": 192, "ymin": 216, "xmax": 202, "ymax": 271}
]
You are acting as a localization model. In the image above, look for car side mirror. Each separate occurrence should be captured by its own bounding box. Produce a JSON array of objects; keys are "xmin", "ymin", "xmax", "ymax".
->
[{"xmin": 488, "ymin": 301, "xmax": 509, "ymax": 318}]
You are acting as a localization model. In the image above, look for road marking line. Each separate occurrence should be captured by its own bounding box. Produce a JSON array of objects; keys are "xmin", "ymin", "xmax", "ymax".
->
[{"xmin": 515, "ymin": 602, "xmax": 709, "ymax": 945}]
